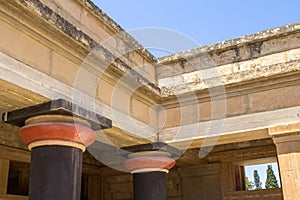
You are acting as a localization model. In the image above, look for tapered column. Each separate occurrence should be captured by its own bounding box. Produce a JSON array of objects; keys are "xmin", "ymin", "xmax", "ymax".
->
[
  {"xmin": 269, "ymin": 122, "xmax": 300, "ymax": 200},
  {"xmin": 123, "ymin": 143, "xmax": 179, "ymax": 200},
  {"xmin": 20, "ymin": 115, "xmax": 95, "ymax": 200},
  {"xmin": 133, "ymin": 171, "xmax": 167, "ymax": 200}
]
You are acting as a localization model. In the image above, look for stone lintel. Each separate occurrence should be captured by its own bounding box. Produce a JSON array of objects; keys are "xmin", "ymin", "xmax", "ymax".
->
[
  {"xmin": 121, "ymin": 142, "xmax": 182, "ymax": 158},
  {"xmin": 268, "ymin": 122, "xmax": 300, "ymax": 154},
  {"xmin": 2, "ymin": 99, "xmax": 112, "ymax": 131},
  {"xmin": 268, "ymin": 122, "xmax": 300, "ymax": 141},
  {"xmin": 269, "ymin": 122, "xmax": 300, "ymax": 137}
]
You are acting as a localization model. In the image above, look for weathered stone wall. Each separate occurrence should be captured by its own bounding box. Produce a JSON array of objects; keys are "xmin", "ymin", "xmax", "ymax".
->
[
  {"xmin": 158, "ymin": 29, "xmax": 300, "ymax": 79},
  {"xmin": 157, "ymin": 27, "xmax": 300, "ymax": 100},
  {"xmin": 0, "ymin": 123, "xmax": 26, "ymax": 150},
  {"xmin": 0, "ymin": 0, "xmax": 157, "ymax": 88},
  {"xmin": 38, "ymin": 0, "xmax": 157, "ymax": 83},
  {"xmin": 104, "ymin": 174, "xmax": 133, "ymax": 200},
  {"xmin": 160, "ymin": 83, "xmax": 300, "ymax": 129},
  {"xmin": 223, "ymin": 189, "xmax": 283, "ymax": 200},
  {"xmin": 167, "ymin": 169, "xmax": 182, "ymax": 200},
  {"xmin": 180, "ymin": 164, "xmax": 222, "ymax": 200}
]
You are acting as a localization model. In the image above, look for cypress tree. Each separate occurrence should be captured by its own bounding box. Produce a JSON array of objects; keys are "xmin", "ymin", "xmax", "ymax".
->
[
  {"xmin": 265, "ymin": 165, "xmax": 279, "ymax": 188},
  {"xmin": 245, "ymin": 176, "xmax": 254, "ymax": 190},
  {"xmin": 253, "ymin": 170, "xmax": 262, "ymax": 189}
]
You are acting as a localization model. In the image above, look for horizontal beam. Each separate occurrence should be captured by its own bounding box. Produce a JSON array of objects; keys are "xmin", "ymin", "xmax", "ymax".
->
[
  {"xmin": 163, "ymin": 106, "xmax": 300, "ymax": 149},
  {"xmin": 0, "ymin": 194, "xmax": 28, "ymax": 200},
  {"xmin": 3, "ymin": 99, "xmax": 112, "ymax": 130},
  {"xmin": 121, "ymin": 142, "xmax": 182, "ymax": 157},
  {"xmin": 0, "ymin": 145, "xmax": 30, "ymax": 163}
]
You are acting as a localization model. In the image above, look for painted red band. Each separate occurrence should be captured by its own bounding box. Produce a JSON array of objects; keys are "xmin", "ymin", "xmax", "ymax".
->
[
  {"xmin": 124, "ymin": 156, "xmax": 176, "ymax": 171},
  {"xmin": 19, "ymin": 122, "xmax": 96, "ymax": 147}
]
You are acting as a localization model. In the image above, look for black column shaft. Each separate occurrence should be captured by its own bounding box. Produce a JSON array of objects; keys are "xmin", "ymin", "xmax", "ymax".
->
[
  {"xmin": 133, "ymin": 172, "xmax": 167, "ymax": 200},
  {"xmin": 29, "ymin": 146, "xmax": 82, "ymax": 200}
]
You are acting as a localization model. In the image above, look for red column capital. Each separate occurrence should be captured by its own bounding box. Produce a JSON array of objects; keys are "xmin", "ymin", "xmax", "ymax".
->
[
  {"xmin": 19, "ymin": 115, "xmax": 96, "ymax": 151},
  {"xmin": 125, "ymin": 151, "xmax": 176, "ymax": 173}
]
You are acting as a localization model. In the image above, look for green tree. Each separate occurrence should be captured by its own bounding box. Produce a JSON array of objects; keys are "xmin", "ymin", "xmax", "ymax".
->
[
  {"xmin": 265, "ymin": 165, "xmax": 279, "ymax": 188},
  {"xmin": 245, "ymin": 176, "xmax": 254, "ymax": 190},
  {"xmin": 253, "ymin": 170, "xmax": 262, "ymax": 189}
]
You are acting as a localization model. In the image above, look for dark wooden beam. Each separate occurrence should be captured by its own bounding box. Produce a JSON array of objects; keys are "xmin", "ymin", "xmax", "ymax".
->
[
  {"xmin": 121, "ymin": 142, "xmax": 182, "ymax": 157},
  {"xmin": 2, "ymin": 99, "xmax": 112, "ymax": 130}
]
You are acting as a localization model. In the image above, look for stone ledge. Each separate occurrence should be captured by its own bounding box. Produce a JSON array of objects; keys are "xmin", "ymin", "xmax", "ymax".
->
[
  {"xmin": 269, "ymin": 122, "xmax": 300, "ymax": 136},
  {"xmin": 158, "ymin": 22, "xmax": 300, "ymax": 63}
]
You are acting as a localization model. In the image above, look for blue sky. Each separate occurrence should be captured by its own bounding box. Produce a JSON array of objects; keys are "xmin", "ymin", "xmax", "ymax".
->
[{"xmin": 94, "ymin": 1, "xmax": 299, "ymax": 56}]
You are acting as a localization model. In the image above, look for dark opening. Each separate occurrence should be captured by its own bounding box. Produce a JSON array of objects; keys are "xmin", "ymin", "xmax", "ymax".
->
[{"xmin": 7, "ymin": 161, "xmax": 30, "ymax": 196}]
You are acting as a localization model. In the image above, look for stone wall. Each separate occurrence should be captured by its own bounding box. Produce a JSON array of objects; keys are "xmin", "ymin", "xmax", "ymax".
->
[
  {"xmin": 223, "ymin": 189, "xmax": 283, "ymax": 200},
  {"xmin": 104, "ymin": 174, "xmax": 133, "ymax": 200},
  {"xmin": 37, "ymin": 0, "xmax": 157, "ymax": 83}
]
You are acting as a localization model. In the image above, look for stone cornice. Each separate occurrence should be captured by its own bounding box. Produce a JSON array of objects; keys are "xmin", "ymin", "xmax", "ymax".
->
[
  {"xmin": 158, "ymin": 22, "xmax": 300, "ymax": 64},
  {"xmin": 158, "ymin": 56, "xmax": 300, "ymax": 97}
]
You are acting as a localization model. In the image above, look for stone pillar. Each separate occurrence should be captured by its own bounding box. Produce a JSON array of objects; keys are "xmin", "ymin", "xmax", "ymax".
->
[
  {"xmin": 19, "ymin": 115, "xmax": 96, "ymax": 200},
  {"xmin": 269, "ymin": 122, "xmax": 300, "ymax": 200},
  {"xmin": 125, "ymin": 150, "xmax": 176, "ymax": 200}
]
